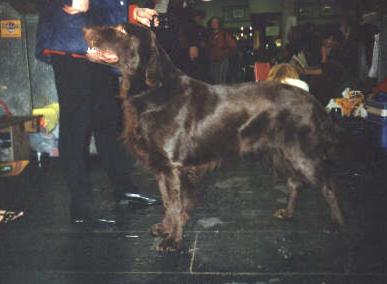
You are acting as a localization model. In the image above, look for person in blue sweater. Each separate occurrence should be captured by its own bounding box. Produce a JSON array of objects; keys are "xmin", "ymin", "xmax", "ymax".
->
[{"xmin": 36, "ymin": 0, "xmax": 160, "ymax": 225}]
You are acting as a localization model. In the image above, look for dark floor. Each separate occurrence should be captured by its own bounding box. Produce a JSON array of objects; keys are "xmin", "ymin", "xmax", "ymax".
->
[{"xmin": 1, "ymin": 124, "xmax": 387, "ymax": 284}]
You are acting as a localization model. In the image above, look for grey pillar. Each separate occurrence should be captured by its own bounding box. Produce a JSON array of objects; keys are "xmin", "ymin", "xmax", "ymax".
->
[
  {"xmin": 0, "ymin": 2, "xmax": 32, "ymax": 115},
  {"xmin": 25, "ymin": 14, "xmax": 58, "ymax": 108},
  {"xmin": 282, "ymin": 0, "xmax": 296, "ymax": 45},
  {"xmin": 379, "ymin": 14, "xmax": 387, "ymax": 82}
]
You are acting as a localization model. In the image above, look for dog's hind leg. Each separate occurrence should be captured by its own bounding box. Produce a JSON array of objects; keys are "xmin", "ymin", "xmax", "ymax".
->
[
  {"xmin": 283, "ymin": 154, "xmax": 344, "ymax": 225},
  {"xmin": 151, "ymin": 167, "xmax": 186, "ymax": 252},
  {"xmin": 320, "ymin": 179, "xmax": 344, "ymax": 225},
  {"xmin": 273, "ymin": 177, "xmax": 303, "ymax": 220},
  {"xmin": 304, "ymin": 161, "xmax": 344, "ymax": 226}
]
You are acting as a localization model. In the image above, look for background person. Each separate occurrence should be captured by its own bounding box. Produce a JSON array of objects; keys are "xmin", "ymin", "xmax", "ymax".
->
[
  {"xmin": 205, "ymin": 16, "xmax": 237, "ymax": 84},
  {"xmin": 145, "ymin": 0, "xmax": 201, "ymax": 78}
]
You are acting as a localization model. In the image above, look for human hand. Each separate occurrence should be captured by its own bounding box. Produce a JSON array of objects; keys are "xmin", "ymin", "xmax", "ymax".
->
[
  {"xmin": 320, "ymin": 46, "xmax": 330, "ymax": 64},
  {"xmin": 133, "ymin": 7, "xmax": 159, "ymax": 27},
  {"xmin": 189, "ymin": 46, "xmax": 199, "ymax": 61},
  {"xmin": 86, "ymin": 48, "xmax": 119, "ymax": 64},
  {"xmin": 63, "ymin": 0, "xmax": 89, "ymax": 14}
]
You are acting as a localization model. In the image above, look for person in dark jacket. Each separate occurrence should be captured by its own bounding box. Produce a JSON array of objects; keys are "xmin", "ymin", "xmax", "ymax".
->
[
  {"xmin": 144, "ymin": 0, "xmax": 201, "ymax": 78},
  {"xmin": 36, "ymin": 0, "xmax": 160, "ymax": 225}
]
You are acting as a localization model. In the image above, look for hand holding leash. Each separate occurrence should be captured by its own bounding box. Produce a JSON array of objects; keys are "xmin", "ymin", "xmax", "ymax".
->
[{"xmin": 134, "ymin": 8, "xmax": 159, "ymax": 27}]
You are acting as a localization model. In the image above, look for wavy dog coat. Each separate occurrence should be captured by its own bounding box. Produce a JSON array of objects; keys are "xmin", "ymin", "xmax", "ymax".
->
[{"xmin": 83, "ymin": 24, "xmax": 344, "ymax": 252}]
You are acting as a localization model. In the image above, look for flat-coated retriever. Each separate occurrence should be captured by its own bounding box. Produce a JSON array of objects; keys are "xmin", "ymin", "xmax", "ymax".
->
[{"xmin": 83, "ymin": 24, "xmax": 343, "ymax": 252}]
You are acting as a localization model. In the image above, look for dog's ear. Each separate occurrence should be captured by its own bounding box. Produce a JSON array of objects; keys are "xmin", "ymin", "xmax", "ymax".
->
[{"xmin": 145, "ymin": 30, "xmax": 162, "ymax": 88}]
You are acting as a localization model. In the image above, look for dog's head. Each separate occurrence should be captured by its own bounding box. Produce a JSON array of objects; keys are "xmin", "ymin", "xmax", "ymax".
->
[{"xmin": 83, "ymin": 23, "xmax": 162, "ymax": 88}]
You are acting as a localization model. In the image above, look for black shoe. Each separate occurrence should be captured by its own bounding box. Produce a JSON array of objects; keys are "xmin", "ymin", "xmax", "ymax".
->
[
  {"xmin": 72, "ymin": 216, "xmax": 88, "ymax": 225},
  {"xmin": 117, "ymin": 192, "xmax": 161, "ymax": 205},
  {"xmin": 94, "ymin": 216, "xmax": 117, "ymax": 224},
  {"xmin": 71, "ymin": 207, "xmax": 116, "ymax": 225}
]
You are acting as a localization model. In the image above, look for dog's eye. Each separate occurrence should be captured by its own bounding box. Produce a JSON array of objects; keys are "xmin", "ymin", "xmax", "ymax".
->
[
  {"xmin": 119, "ymin": 28, "xmax": 127, "ymax": 35},
  {"xmin": 114, "ymin": 25, "xmax": 128, "ymax": 36}
]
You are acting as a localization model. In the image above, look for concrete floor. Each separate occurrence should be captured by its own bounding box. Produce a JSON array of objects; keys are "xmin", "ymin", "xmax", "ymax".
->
[{"xmin": 0, "ymin": 124, "xmax": 387, "ymax": 284}]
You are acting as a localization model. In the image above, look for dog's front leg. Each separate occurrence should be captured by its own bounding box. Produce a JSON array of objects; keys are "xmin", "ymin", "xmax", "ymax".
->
[
  {"xmin": 152, "ymin": 168, "xmax": 185, "ymax": 252},
  {"xmin": 151, "ymin": 172, "xmax": 173, "ymax": 238},
  {"xmin": 119, "ymin": 75, "xmax": 131, "ymax": 142},
  {"xmin": 119, "ymin": 74, "xmax": 130, "ymax": 99}
]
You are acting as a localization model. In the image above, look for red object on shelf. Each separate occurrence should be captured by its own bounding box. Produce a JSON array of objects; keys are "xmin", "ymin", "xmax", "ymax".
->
[
  {"xmin": 373, "ymin": 77, "xmax": 387, "ymax": 93},
  {"xmin": 254, "ymin": 62, "xmax": 271, "ymax": 82},
  {"xmin": 0, "ymin": 98, "xmax": 11, "ymax": 117}
]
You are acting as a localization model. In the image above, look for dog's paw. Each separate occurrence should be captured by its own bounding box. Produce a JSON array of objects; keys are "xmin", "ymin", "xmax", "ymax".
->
[
  {"xmin": 273, "ymin": 208, "xmax": 293, "ymax": 220},
  {"xmin": 156, "ymin": 238, "xmax": 181, "ymax": 252},
  {"xmin": 150, "ymin": 223, "xmax": 169, "ymax": 237}
]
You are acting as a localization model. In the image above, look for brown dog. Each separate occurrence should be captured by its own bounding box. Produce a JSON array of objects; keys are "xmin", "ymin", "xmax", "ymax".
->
[{"xmin": 83, "ymin": 24, "xmax": 344, "ymax": 252}]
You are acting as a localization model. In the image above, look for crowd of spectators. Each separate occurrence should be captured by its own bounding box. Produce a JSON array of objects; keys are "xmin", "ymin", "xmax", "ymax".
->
[
  {"xmin": 155, "ymin": 3, "xmax": 381, "ymax": 108},
  {"xmin": 264, "ymin": 19, "xmax": 380, "ymax": 105}
]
